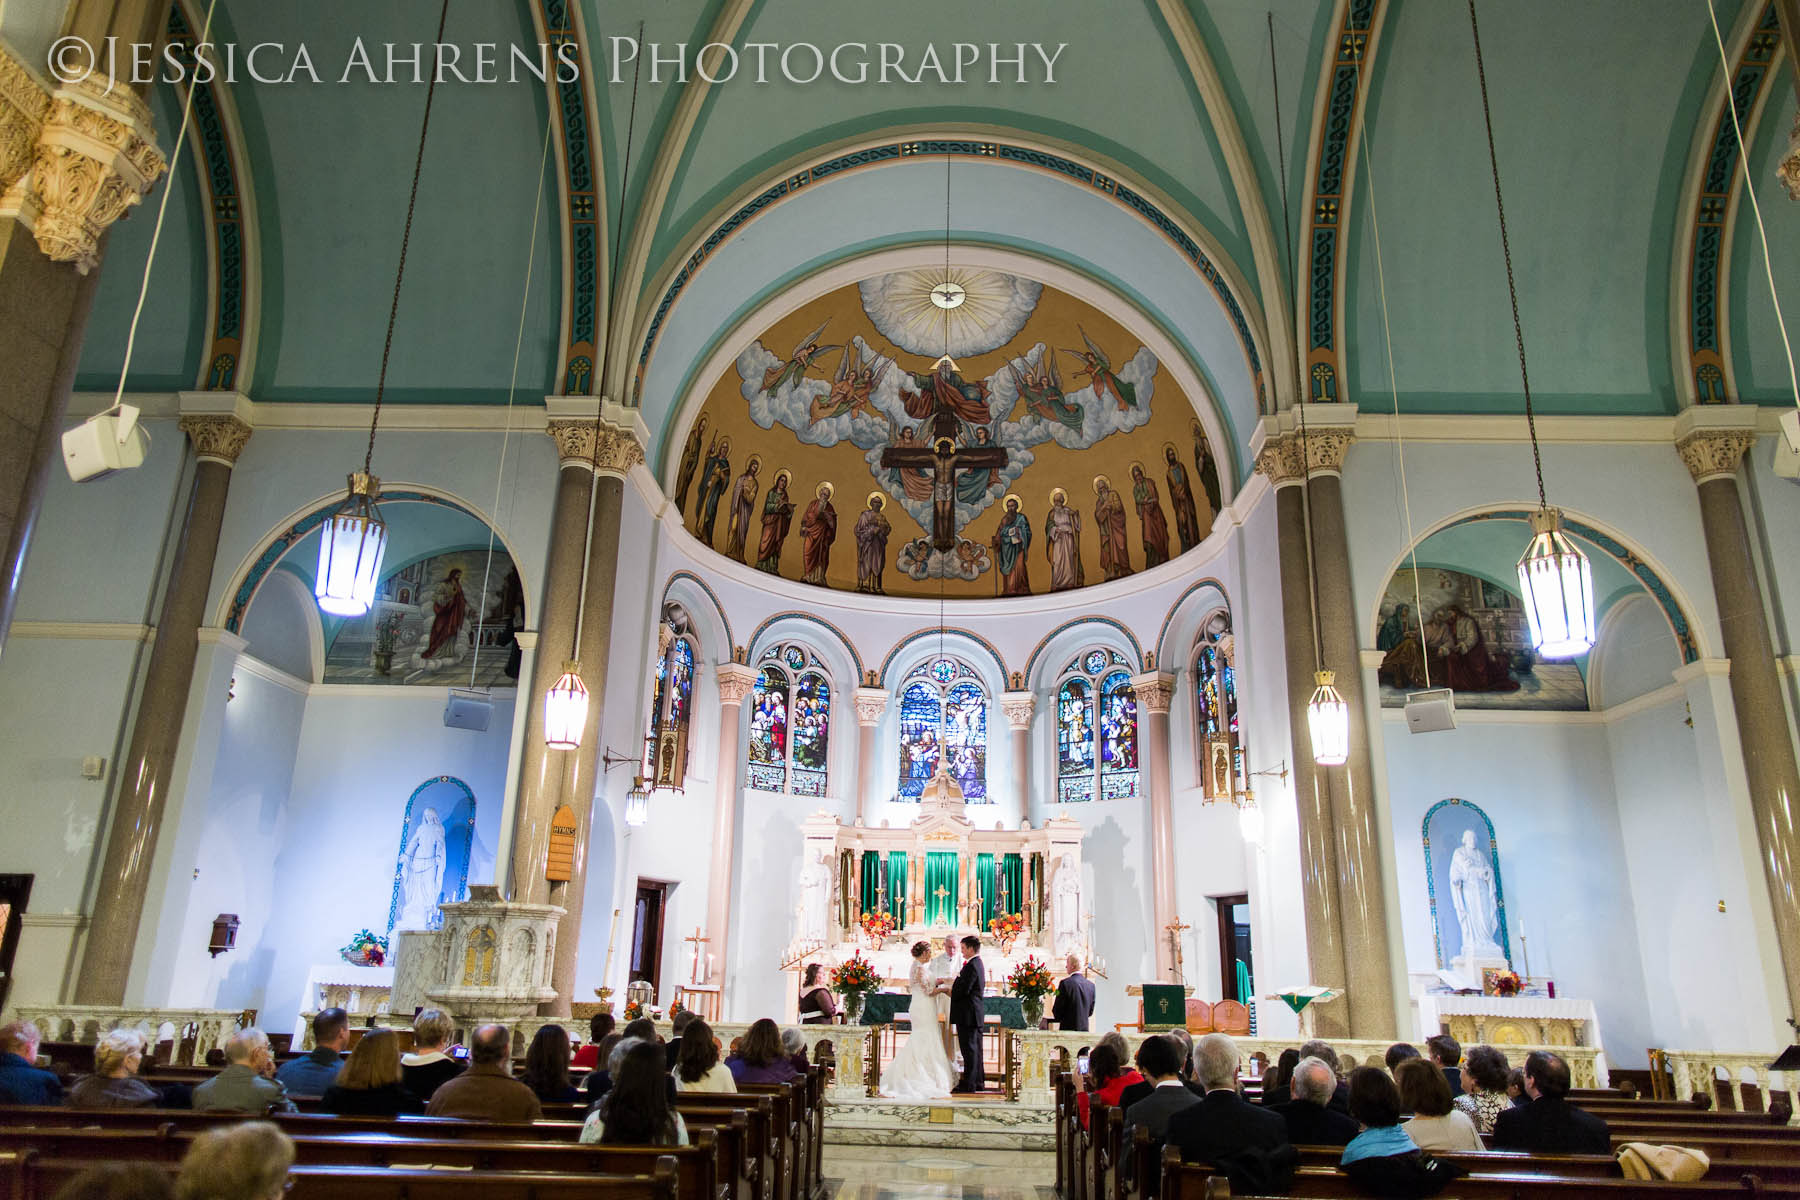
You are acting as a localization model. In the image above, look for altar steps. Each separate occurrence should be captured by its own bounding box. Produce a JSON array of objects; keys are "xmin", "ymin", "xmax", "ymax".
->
[{"xmin": 824, "ymin": 1097, "xmax": 1055, "ymax": 1150}]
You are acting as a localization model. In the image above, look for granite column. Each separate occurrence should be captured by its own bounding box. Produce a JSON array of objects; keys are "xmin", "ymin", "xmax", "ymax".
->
[{"xmin": 1132, "ymin": 672, "xmax": 1178, "ymax": 980}]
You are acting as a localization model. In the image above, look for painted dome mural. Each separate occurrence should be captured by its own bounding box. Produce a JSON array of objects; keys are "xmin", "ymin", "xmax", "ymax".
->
[{"xmin": 669, "ymin": 272, "xmax": 1226, "ymax": 599}]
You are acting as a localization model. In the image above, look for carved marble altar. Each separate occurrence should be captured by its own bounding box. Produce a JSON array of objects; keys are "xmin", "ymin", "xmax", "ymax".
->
[
  {"xmin": 1415, "ymin": 993, "xmax": 1601, "ymax": 1053},
  {"xmin": 415, "ymin": 885, "xmax": 562, "ymax": 1030}
]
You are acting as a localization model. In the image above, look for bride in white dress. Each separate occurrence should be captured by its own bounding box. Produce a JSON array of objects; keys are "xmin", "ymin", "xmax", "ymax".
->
[{"xmin": 880, "ymin": 940, "xmax": 956, "ymax": 1100}]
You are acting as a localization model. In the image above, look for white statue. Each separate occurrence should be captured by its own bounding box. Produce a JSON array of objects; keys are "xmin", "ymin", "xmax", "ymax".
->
[
  {"xmin": 1052, "ymin": 852, "xmax": 1083, "ymax": 956},
  {"xmin": 797, "ymin": 849, "xmax": 830, "ymax": 944},
  {"xmin": 1448, "ymin": 829, "xmax": 1503, "ymax": 958},
  {"xmin": 397, "ymin": 808, "xmax": 447, "ymax": 930}
]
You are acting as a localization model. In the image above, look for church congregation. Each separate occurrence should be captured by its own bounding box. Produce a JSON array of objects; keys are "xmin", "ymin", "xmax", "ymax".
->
[{"xmin": 4, "ymin": 0, "xmax": 1800, "ymax": 1195}]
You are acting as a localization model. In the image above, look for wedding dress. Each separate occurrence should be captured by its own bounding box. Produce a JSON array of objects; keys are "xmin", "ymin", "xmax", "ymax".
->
[{"xmin": 880, "ymin": 961, "xmax": 956, "ymax": 1100}]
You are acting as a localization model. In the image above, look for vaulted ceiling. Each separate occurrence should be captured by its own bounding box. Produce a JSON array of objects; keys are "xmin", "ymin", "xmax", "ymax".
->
[{"xmin": 57, "ymin": 0, "xmax": 1799, "ymax": 488}]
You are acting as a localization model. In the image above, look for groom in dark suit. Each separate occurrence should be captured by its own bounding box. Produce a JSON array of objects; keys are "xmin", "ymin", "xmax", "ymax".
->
[{"xmin": 950, "ymin": 934, "xmax": 986, "ymax": 1093}]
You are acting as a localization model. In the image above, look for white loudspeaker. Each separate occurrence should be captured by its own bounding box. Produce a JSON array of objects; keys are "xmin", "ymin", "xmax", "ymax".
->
[
  {"xmin": 1404, "ymin": 688, "xmax": 1457, "ymax": 734},
  {"xmin": 1775, "ymin": 410, "xmax": 1800, "ymax": 480},
  {"xmin": 62, "ymin": 404, "xmax": 150, "ymax": 482},
  {"xmin": 443, "ymin": 688, "xmax": 492, "ymax": 731}
]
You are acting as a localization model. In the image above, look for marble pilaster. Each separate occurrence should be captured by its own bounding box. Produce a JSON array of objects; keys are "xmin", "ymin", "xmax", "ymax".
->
[
  {"xmin": 852, "ymin": 687, "xmax": 888, "ymax": 824},
  {"xmin": 1130, "ymin": 672, "xmax": 1177, "ymax": 979},
  {"xmin": 705, "ymin": 662, "xmax": 758, "ymax": 998},
  {"xmin": 999, "ymin": 691, "xmax": 1034, "ymax": 829}
]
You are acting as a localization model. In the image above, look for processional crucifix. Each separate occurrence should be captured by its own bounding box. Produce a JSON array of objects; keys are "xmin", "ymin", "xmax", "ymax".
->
[
  {"xmin": 683, "ymin": 926, "xmax": 710, "ymax": 985},
  {"xmin": 879, "ymin": 361, "xmax": 1009, "ymax": 551},
  {"xmin": 1165, "ymin": 919, "xmax": 1192, "ymax": 986}
]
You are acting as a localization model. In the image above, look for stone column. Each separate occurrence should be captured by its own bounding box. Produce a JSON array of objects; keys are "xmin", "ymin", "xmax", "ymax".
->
[
  {"xmin": 999, "ymin": 691, "xmax": 1034, "ymax": 829},
  {"xmin": 704, "ymin": 662, "xmax": 757, "ymax": 996},
  {"xmin": 1132, "ymin": 672, "xmax": 1178, "ymax": 980},
  {"xmin": 1251, "ymin": 421, "xmax": 1349, "ymax": 1038},
  {"xmin": 851, "ymin": 687, "xmax": 888, "ymax": 824},
  {"xmin": 506, "ymin": 413, "xmax": 642, "ymax": 1016},
  {"xmin": 75, "ymin": 407, "xmax": 251, "ymax": 1004},
  {"xmin": 1677, "ymin": 415, "xmax": 1800, "ymax": 1018}
]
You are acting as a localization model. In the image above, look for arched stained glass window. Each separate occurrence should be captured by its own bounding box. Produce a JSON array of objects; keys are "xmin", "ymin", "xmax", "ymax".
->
[
  {"xmin": 746, "ymin": 644, "xmax": 831, "ymax": 796},
  {"xmin": 896, "ymin": 657, "xmax": 989, "ymax": 802},
  {"xmin": 645, "ymin": 631, "xmax": 697, "ymax": 789},
  {"xmin": 1194, "ymin": 614, "xmax": 1241, "ymax": 800},
  {"xmin": 1054, "ymin": 650, "xmax": 1138, "ymax": 802}
]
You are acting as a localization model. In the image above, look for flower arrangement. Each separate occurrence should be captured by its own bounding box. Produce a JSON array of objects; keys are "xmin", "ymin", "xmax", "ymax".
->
[
  {"xmin": 623, "ymin": 999, "xmax": 645, "ymax": 1021},
  {"xmin": 668, "ymin": 1001, "xmax": 686, "ymax": 1021},
  {"xmin": 860, "ymin": 910, "xmax": 895, "ymax": 947},
  {"xmin": 1006, "ymin": 957, "xmax": 1055, "ymax": 1002},
  {"xmin": 340, "ymin": 929, "xmax": 388, "ymax": 967},
  {"xmin": 988, "ymin": 911, "xmax": 1025, "ymax": 949},
  {"xmin": 830, "ymin": 952, "xmax": 881, "ymax": 997},
  {"xmin": 1488, "ymin": 969, "xmax": 1523, "ymax": 997}
]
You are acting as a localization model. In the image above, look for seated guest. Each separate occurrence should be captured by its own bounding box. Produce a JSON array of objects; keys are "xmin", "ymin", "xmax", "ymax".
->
[
  {"xmin": 425, "ymin": 1024, "xmax": 542, "ymax": 1122},
  {"xmin": 667, "ymin": 1010, "xmax": 694, "ymax": 1070},
  {"xmin": 1386, "ymin": 1043, "xmax": 1422, "ymax": 1072},
  {"xmin": 400, "ymin": 1009, "xmax": 463, "ymax": 1101},
  {"xmin": 174, "ymin": 1120, "xmax": 293, "ymax": 1200},
  {"xmin": 621, "ymin": 1017, "xmax": 659, "ymax": 1044},
  {"xmin": 48, "ymin": 1163, "xmax": 174, "ymax": 1200},
  {"xmin": 1051, "ymin": 954, "xmax": 1095, "ymax": 1032},
  {"xmin": 582, "ymin": 1041, "xmax": 689, "ymax": 1145},
  {"xmin": 321, "ymin": 1029, "xmax": 422, "ymax": 1116},
  {"xmin": 781, "ymin": 1026, "xmax": 810, "ymax": 1072},
  {"xmin": 1340, "ymin": 1066, "xmax": 1463, "ymax": 1196},
  {"xmin": 1117, "ymin": 1035, "xmax": 1175, "ymax": 1111},
  {"xmin": 0, "ymin": 1020, "xmax": 62, "ymax": 1105},
  {"xmin": 581, "ymin": 1033, "xmax": 625, "ymax": 1101},
  {"xmin": 192, "ymin": 1029, "xmax": 293, "ymax": 1114},
  {"xmin": 1397, "ymin": 1058, "xmax": 1483, "ymax": 1152},
  {"xmin": 572, "ymin": 1012, "xmax": 617, "ymax": 1069},
  {"xmin": 1453, "ymin": 1045, "xmax": 1511, "ymax": 1136},
  {"xmin": 726, "ymin": 1019, "xmax": 800, "ymax": 1085},
  {"xmin": 1426, "ymin": 1033, "xmax": 1463, "ymax": 1097},
  {"xmin": 1260, "ymin": 1048, "xmax": 1299, "ymax": 1109},
  {"xmin": 275, "ymin": 1007, "xmax": 348, "ymax": 1098},
  {"xmin": 1122, "ymin": 1032, "xmax": 1199, "ymax": 1189},
  {"xmin": 520, "ymin": 1024, "xmax": 581, "ymax": 1102},
  {"xmin": 68, "ymin": 1028, "xmax": 159, "ymax": 1109},
  {"xmin": 1168, "ymin": 1033, "xmax": 1295, "ymax": 1195},
  {"xmin": 1076, "ymin": 1042, "xmax": 1144, "ymax": 1130},
  {"xmin": 673, "ymin": 1019, "xmax": 735, "ymax": 1093},
  {"xmin": 798, "ymin": 963, "xmax": 839, "ymax": 1024},
  {"xmin": 1505, "ymin": 1066, "xmax": 1530, "ymax": 1108},
  {"xmin": 1164, "ymin": 1028, "xmax": 1201, "ymax": 1095},
  {"xmin": 1490, "ymin": 1051, "xmax": 1610, "ymax": 1155},
  {"xmin": 1299, "ymin": 1039, "xmax": 1351, "ymax": 1114},
  {"xmin": 1283, "ymin": 1056, "xmax": 1359, "ymax": 1147}
]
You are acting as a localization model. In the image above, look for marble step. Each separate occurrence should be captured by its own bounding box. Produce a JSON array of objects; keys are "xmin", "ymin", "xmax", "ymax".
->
[{"xmin": 824, "ymin": 1097, "xmax": 1055, "ymax": 1149}]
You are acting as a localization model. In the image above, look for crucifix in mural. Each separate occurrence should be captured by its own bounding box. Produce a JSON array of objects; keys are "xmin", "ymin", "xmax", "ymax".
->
[{"xmin": 880, "ymin": 358, "xmax": 1010, "ymax": 551}]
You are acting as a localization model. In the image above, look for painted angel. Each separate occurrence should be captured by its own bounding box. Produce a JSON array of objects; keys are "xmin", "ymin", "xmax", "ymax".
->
[
  {"xmin": 1062, "ymin": 327, "xmax": 1137, "ymax": 411},
  {"xmin": 761, "ymin": 320, "xmax": 840, "ymax": 396}
]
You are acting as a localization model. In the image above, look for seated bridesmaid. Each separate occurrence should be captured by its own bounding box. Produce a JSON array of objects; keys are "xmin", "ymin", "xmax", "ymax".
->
[{"xmin": 798, "ymin": 964, "xmax": 838, "ymax": 1025}]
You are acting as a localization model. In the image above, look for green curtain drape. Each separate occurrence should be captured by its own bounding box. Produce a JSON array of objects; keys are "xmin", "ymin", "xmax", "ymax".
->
[
  {"xmin": 925, "ymin": 851, "xmax": 958, "ymax": 925},
  {"xmin": 1235, "ymin": 958, "xmax": 1253, "ymax": 1005},
  {"xmin": 860, "ymin": 850, "xmax": 881, "ymax": 917},
  {"xmin": 1002, "ymin": 853, "xmax": 1024, "ymax": 918},
  {"xmin": 976, "ymin": 853, "xmax": 997, "ymax": 930},
  {"xmin": 887, "ymin": 851, "xmax": 908, "ymax": 925}
]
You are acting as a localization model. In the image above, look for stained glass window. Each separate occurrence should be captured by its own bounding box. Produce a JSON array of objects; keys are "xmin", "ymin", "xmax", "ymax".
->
[
  {"xmin": 1194, "ymin": 620, "xmax": 1241, "ymax": 791},
  {"xmin": 1054, "ymin": 650, "xmax": 1139, "ymax": 802},
  {"xmin": 745, "ymin": 644, "xmax": 833, "ymax": 796},
  {"xmin": 645, "ymin": 635, "xmax": 697, "ymax": 784},
  {"xmin": 896, "ymin": 658, "xmax": 990, "ymax": 801}
]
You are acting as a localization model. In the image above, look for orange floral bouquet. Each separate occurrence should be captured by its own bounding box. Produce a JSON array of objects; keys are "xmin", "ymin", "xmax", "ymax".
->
[
  {"xmin": 1489, "ymin": 969, "xmax": 1523, "ymax": 997},
  {"xmin": 830, "ymin": 951, "xmax": 882, "ymax": 1021},
  {"xmin": 860, "ymin": 910, "xmax": 896, "ymax": 948},
  {"xmin": 988, "ymin": 911, "xmax": 1025, "ymax": 950},
  {"xmin": 623, "ymin": 999, "xmax": 645, "ymax": 1021},
  {"xmin": 1007, "ymin": 956, "xmax": 1055, "ymax": 1025}
]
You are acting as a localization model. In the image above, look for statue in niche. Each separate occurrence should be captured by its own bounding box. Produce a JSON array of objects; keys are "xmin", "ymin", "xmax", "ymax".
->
[
  {"xmin": 1449, "ymin": 829, "xmax": 1503, "ymax": 958},
  {"xmin": 1052, "ymin": 853, "xmax": 1083, "ymax": 956},
  {"xmin": 397, "ymin": 808, "xmax": 447, "ymax": 930},
  {"xmin": 798, "ymin": 849, "xmax": 831, "ymax": 944}
]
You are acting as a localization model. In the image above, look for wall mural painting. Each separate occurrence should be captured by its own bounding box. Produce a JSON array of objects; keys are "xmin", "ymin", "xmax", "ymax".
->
[
  {"xmin": 388, "ymin": 776, "xmax": 477, "ymax": 934},
  {"xmin": 1423, "ymin": 798, "xmax": 1511, "ymax": 971},
  {"xmin": 323, "ymin": 548, "xmax": 524, "ymax": 686},
  {"xmin": 1375, "ymin": 567, "xmax": 1588, "ymax": 711},
  {"xmin": 674, "ymin": 271, "xmax": 1223, "ymax": 598}
]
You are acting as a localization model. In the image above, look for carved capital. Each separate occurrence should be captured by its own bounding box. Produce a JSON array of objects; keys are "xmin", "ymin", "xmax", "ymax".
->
[
  {"xmin": 715, "ymin": 662, "xmax": 758, "ymax": 708},
  {"xmin": 1779, "ymin": 110, "xmax": 1800, "ymax": 203},
  {"xmin": 179, "ymin": 414, "xmax": 253, "ymax": 465},
  {"xmin": 1128, "ymin": 671, "xmax": 1175, "ymax": 715},
  {"xmin": 23, "ymin": 78, "xmax": 165, "ymax": 273},
  {"xmin": 549, "ymin": 418, "xmax": 645, "ymax": 477},
  {"xmin": 1676, "ymin": 429, "xmax": 1756, "ymax": 483},
  {"xmin": 999, "ymin": 691, "xmax": 1035, "ymax": 730},
  {"xmin": 852, "ymin": 687, "xmax": 889, "ymax": 726},
  {"xmin": 0, "ymin": 46, "xmax": 50, "ymax": 195},
  {"xmin": 1253, "ymin": 417, "xmax": 1355, "ymax": 486},
  {"xmin": 1252, "ymin": 432, "xmax": 1306, "ymax": 488}
]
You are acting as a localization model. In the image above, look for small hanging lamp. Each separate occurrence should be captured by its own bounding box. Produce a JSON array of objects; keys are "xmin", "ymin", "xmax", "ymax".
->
[
  {"xmin": 543, "ymin": 662, "xmax": 589, "ymax": 750},
  {"xmin": 1306, "ymin": 669, "xmax": 1350, "ymax": 767},
  {"xmin": 624, "ymin": 776, "xmax": 650, "ymax": 827},
  {"xmin": 315, "ymin": 472, "xmax": 388, "ymax": 616}
]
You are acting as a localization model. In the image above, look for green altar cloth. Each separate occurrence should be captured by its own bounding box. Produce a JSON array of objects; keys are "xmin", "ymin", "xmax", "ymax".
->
[{"xmin": 860, "ymin": 992, "xmax": 1027, "ymax": 1029}]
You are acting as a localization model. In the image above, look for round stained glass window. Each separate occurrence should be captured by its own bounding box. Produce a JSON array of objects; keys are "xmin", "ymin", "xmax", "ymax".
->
[
  {"xmin": 930, "ymin": 658, "xmax": 954, "ymax": 684},
  {"xmin": 785, "ymin": 646, "xmax": 806, "ymax": 671},
  {"xmin": 1083, "ymin": 650, "xmax": 1108, "ymax": 675}
]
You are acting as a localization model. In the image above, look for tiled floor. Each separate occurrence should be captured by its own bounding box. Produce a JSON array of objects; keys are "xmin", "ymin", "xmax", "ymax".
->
[{"xmin": 821, "ymin": 1146, "xmax": 1055, "ymax": 1200}]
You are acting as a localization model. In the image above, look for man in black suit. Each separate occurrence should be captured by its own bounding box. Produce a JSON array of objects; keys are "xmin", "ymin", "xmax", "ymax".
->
[
  {"xmin": 1281, "ymin": 1056, "xmax": 1359, "ymax": 1146},
  {"xmin": 1051, "ymin": 954, "xmax": 1096, "ymax": 1032},
  {"xmin": 949, "ymin": 934, "xmax": 986, "ymax": 1093},
  {"xmin": 1426, "ymin": 1033, "xmax": 1464, "ymax": 1098},
  {"xmin": 1167, "ymin": 1033, "xmax": 1296, "ymax": 1195},
  {"xmin": 1491, "ymin": 1051, "xmax": 1611, "ymax": 1155}
]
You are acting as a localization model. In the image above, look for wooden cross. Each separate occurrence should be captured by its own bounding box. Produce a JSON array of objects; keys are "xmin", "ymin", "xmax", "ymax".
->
[
  {"xmin": 683, "ymin": 926, "xmax": 710, "ymax": 986},
  {"xmin": 879, "ymin": 391, "xmax": 1008, "ymax": 550}
]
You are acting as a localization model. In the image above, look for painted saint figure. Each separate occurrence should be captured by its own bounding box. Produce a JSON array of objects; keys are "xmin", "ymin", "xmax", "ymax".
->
[
  {"xmin": 1164, "ymin": 442, "xmax": 1200, "ymax": 553},
  {"xmin": 672, "ymin": 415, "xmax": 708, "ymax": 514},
  {"xmin": 1044, "ymin": 488, "xmax": 1084, "ymax": 592},
  {"xmin": 1130, "ymin": 463, "xmax": 1170, "ymax": 568},
  {"xmin": 989, "ymin": 494, "xmax": 1032, "ymax": 596},
  {"xmin": 755, "ymin": 470, "xmax": 795, "ymax": 574},
  {"xmin": 725, "ymin": 457, "xmax": 762, "ymax": 562},
  {"xmin": 800, "ymin": 482, "xmax": 839, "ymax": 585},
  {"xmin": 397, "ymin": 808, "xmax": 447, "ymax": 930},
  {"xmin": 1093, "ymin": 475, "xmax": 1133, "ymax": 581},
  {"xmin": 854, "ymin": 493, "xmax": 891, "ymax": 594},
  {"xmin": 696, "ymin": 436, "xmax": 732, "ymax": 544},
  {"xmin": 422, "ymin": 569, "xmax": 466, "ymax": 660},
  {"xmin": 956, "ymin": 427, "xmax": 998, "ymax": 505},
  {"xmin": 1191, "ymin": 419, "xmax": 1223, "ymax": 519}
]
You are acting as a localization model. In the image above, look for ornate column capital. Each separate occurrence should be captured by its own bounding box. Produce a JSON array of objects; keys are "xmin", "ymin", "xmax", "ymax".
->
[
  {"xmin": 1251, "ymin": 406, "xmax": 1357, "ymax": 486},
  {"xmin": 999, "ymin": 691, "xmax": 1035, "ymax": 730},
  {"xmin": 1675, "ymin": 428, "xmax": 1757, "ymax": 484},
  {"xmin": 1128, "ymin": 671, "xmax": 1175, "ymax": 715},
  {"xmin": 1251, "ymin": 429, "xmax": 1306, "ymax": 489},
  {"xmin": 178, "ymin": 414, "xmax": 253, "ymax": 466},
  {"xmin": 1779, "ymin": 110, "xmax": 1800, "ymax": 203},
  {"xmin": 548, "ymin": 418, "xmax": 646, "ymax": 477},
  {"xmin": 852, "ymin": 687, "xmax": 889, "ymax": 726},
  {"xmin": 0, "ymin": 46, "xmax": 51, "ymax": 197},
  {"xmin": 714, "ymin": 661, "xmax": 758, "ymax": 707}
]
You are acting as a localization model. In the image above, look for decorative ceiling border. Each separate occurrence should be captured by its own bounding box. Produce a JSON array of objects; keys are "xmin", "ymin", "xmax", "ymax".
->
[
  {"xmin": 530, "ymin": 0, "xmax": 603, "ymax": 395},
  {"xmin": 630, "ymin": 138, "xmax": 1267, "ymax": 413},
  {"xmin": 1682, "ymin": 1, "xmax": 1782, "ymax": 405},
  {"xmin": 1299, "ymin": 0, "xmax": 1384, "ymax": 405}
]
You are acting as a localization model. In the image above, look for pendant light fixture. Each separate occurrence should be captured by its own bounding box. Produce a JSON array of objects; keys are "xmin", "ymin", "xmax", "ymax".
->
[
  {"xmin": 599, "ymin": 747, "xmax": 650, "ymax": 826},
  {"xmin": 315, "ymin": 0, "xmax": 450, "ymax": 617},
  {"xmin": 1467, "ymin": 0, "xmax": 1594, "ymax": 659},
  {"xmin": 1269, "ymin": 15, "xmax": 1350, "ymax": 766},
  {"xmin": 542, "ymin": 23, "xmax": 644, "ymax": 751}
]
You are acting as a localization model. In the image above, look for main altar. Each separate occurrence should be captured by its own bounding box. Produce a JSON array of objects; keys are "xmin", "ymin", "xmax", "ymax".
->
[{"xmin": 782, "ymin": 765, "xmax": 1093, "ymax": 1004}]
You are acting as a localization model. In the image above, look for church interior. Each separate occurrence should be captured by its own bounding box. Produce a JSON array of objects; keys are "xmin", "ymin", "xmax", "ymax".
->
[{"xmin": 3, "ymin": 0, "xmax": 1800, "ymax": 1193}]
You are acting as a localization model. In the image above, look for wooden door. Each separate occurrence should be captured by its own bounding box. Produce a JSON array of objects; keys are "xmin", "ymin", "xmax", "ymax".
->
[
  {"xmin": 1214, "ymin": 893, "xmax": 1252, "ymax": 1003},
  {"xmin": 629, "ymin": 881, "xmax": 669, "ymax": 993},
  {"xmin": 0, "ymin": 875, "xmax": 32, "ymax": 1014}
]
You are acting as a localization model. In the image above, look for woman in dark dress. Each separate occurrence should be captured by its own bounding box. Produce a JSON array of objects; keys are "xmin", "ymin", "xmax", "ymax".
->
[
  {"xmin": 521, "ymin": 1024, "xmax": 582, "ymax": 1103},
  {"xmin": 797, "ymin": 963, "xmax": 838, "ymax": 1024},
  {"xmin": 400, "ymin": 1009, "xmax": 464, "ymax": 1102},
  {"xmin": 321, "ymin": 1030, "xmax": 423, "ymax": 1115}
]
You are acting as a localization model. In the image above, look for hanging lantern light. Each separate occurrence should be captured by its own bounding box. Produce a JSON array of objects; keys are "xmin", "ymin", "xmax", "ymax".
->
[
  {"xmin": 1516, "ymin": 506, "xmax": 1594, "ymax": 659},
  {"xmin": 544, "ymin": 661, "xmax": 589, "ymax": 750},
  {"xmin": 1307, "ymin": 669, "xmax": 1350, "ymax": 767},
  {"xmin": 314, "ymin": 473, "xmax": 388, "ymax": 617},
  {"xmin": 625, "ymin": 776, "xmax": 650, "ymax": 827},
  {"xmin": 1237, "ymin": 794, "xmax": 1265, "ymax": 844}
]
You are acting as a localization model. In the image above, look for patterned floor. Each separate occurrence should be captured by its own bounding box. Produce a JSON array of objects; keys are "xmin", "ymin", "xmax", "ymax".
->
[{"xmin": 822, "ymin": 1147, "xmax": 1055, "ymax": 1199}]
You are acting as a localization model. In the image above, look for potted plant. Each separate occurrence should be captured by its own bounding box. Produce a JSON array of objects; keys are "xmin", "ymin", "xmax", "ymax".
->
[
  {"xmin": 830, "ymin": 952, "xmax": 881, "ymax": 1022},
  {"xmin": 372, "ymin": 614, "xmax": 403, "ymax": 675},
  {"xmin": 1007, "ymin": 956, "xmax": 1054, "ymax": 1028}
]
